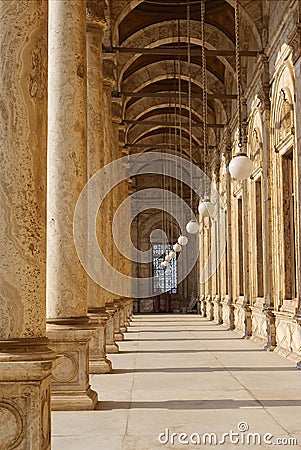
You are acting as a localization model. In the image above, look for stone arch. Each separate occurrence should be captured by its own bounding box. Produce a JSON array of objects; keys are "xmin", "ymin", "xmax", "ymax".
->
[
  {"xmin": 247, "ymin": 103, "xmax": 263, "ymax": 168},
  {"xmin": 271, "ymin": 58, "xmax": 295, "ymax": 149},
  {"xmin": 112, "ymin": 0, "xmax": 262, "ymax": 50}
]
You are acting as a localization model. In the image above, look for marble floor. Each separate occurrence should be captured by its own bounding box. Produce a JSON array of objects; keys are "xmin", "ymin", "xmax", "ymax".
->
[{"xmin": 52, "ymin": 314, "xmax": 301, "ymax": 449}]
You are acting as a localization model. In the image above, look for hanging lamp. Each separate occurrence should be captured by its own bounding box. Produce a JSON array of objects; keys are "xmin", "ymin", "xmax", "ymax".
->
[
  {"xmin": 161, "ymin": 260, "xmax": 169, "ymax": 268},
  {"xmin": 229, "ymin": 0, "xmax": 253, "ymax": 180},
  {"xmin": 178, "ymin": 235, "xmax": 188, "ymax": 246},
  {"xmin": 173, "ymin": 242, "xmax": 182, "ymax": 252},
  {"xmin": 176, "ymin": 22, "xmax": 189, "ymax": 245},
  {"xmin": 198, "ymin": 0, "xmax": 215, "ymax": 220},
  {"xmin": 185, "ymin": 0, "xmax": 199, "ymax": 235}
]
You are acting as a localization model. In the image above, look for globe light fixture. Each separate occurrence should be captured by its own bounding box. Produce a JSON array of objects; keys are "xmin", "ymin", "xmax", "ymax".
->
[
  {"xmin": 178, "ymin": 235, "xmax": 188, "ymax": 246},
  {"xmin": 169, "ymin": 250, "xmax": 176, "ymax": 259},
  {"xmin": 186, "ymin": 220, "xmax": 199, "ymax": 234},
  {"xmin": 165, "ymin": 253, "xmax": 172, "ymax": 262},
  {"xmin": 161, "ymin": 260, "xmax": 169, "ymax": 268},
  {"xmin": 198, "ymin": 199, "xmax": 215, "ymax": 218},
  {"xmin": 229, "ymin": 152, "xmax": 253, "ymax": 180},
  {"xmin": 173, "ymin": 243, "xmax": 182, "ymax": 252},
  {"xmin": 229, "ymin": 0, "xmax": 253, "ymax": 181}
]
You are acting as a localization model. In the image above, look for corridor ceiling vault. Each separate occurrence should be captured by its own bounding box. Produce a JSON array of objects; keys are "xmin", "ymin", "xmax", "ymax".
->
[{"xmin": 104, "ymin": 0, "xmax": 265, "ymax": 166}]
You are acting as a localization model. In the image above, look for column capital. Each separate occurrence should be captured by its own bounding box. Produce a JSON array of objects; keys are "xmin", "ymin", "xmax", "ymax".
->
[
  {"xmin": 221, "ymin": 126, "xmax": 232, "ymax": 165},
  {"xmin": 256, "ymin": 53, "xmax": 270, "ymax": 112},
  {"xmin": 86, "ymin": 0, "xmax": 106, "ymax": 30}
]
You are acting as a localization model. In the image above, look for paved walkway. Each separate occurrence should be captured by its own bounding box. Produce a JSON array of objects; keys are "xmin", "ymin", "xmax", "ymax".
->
[{"xmin": 52, "ymin": 314, "xmax": 301, "ymax": 449}]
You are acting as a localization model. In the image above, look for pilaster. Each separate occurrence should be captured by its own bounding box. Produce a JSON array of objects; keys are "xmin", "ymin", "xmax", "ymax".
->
[
  {"xmin": 257, "ymin": 54, "xmax": 277, "ymax": 351},
  {"xmin": 289, "ymin": 23, "xmax": 301, "ymax": 367}
]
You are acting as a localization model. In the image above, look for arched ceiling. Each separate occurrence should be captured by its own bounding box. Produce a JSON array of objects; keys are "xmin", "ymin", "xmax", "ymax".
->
[{"xmin": 108, "ymin": 0, "xmax": 263, "ymax": 166}]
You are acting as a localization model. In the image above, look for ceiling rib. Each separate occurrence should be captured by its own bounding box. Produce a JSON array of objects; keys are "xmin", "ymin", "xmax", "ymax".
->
[
  {"xmin": 114, "ymin": 91, "xmax": 237, "ymax": 100},
  {"xmin": 123, "ymin": 119, "xmax": 225, "ymax": 128},
  {"xmin": 125, "ymin": 143, "xmax": 216, "ymax": 149},
  {"xmin": 107, "ymin": 47, "xmax": 259, "ymax": 57}
]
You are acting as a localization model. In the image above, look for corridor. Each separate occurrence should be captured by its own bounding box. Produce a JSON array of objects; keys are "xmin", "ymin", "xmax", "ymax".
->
[{"xmin": 52, "ymin": 315, "xmax": 301, "ymax": 449}]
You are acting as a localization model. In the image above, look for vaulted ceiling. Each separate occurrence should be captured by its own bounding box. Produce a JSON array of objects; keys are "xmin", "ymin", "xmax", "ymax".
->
[{"xmin": 107, "ymin": 0, "xmax": 265, "ymax": 166}]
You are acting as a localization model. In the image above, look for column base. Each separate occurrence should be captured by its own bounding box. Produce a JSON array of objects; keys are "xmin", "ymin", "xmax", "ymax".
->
[
  {"xmin": 50, "ymin": 385, "xmax": 98, "ymax": 411},
  {"xmin": 0, "ymin": 338, "xmax": 56, "ymax": 450},
  {"xmin": 105, "ymin": 306, "xmax": 119, "ymax": 354},
  {"xmin": 115, "ymin": 332, "xmax": 124, "ymax": 341},
  {"xmin": 106, "ymin": 343, "xmax": 119, "ymax": 354},
  {"xmin": 47, "ymin": 318, "xmax": 98, "ymax": 411},
  {"xmin": 88, "ymin": 311, "xmax": 112, "ymax": 374}
]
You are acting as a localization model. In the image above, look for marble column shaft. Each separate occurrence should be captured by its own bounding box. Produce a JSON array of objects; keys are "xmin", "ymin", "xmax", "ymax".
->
[
  {"xmin": 225, "ymin": 143, "xmax": 235, "ymax": 330},
  {"xmin": 111, "ymin": 101, "xmax": 125, "ymax": 341},
  {"xmin": 102, "ymin": 58, "xmax": 119, "ymax": 353},
  {"xmin": 86, "ymin": 16, "xmax": 112, "ymax": 373},
  {"xmin": 257, "ymin": 55, "xmax": 276, "ymax": 350},
  {"xmin": 47, "ymin": 0, "xmax": 97, "ymax": 410},
  {"xmin": 0, "ymin": 1, "xmax": 56, "ymax": 448}
]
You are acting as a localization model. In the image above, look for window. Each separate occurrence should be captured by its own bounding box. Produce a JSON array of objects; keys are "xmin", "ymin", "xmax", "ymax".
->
[
  {"xmin": 282, "ymin": 149, "xmax": 296, "ymax": 299},
  {"xmin": 255, "ymin": 179, "xmax": 264, "ymax": 297},
  {"xmin": 238, "ymin": 198, "xmax": 244, "ymax": 296},
  {"xmin": 152, "ymin": 243, "xmax": 177, "ymax": 294}
]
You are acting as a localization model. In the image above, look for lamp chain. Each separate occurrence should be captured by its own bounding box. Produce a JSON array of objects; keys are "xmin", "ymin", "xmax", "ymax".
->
[
  {"xmin": 177, "ymin": 18, "xmax": 184, "ymax": 228},
  {"xmin": 235, "ymin": 0, "xmax": 242, "ymax": 147},
  {"xmin": 201, "ymin": 0, "xmax": 207, "ymax": 197},
  {"xmin": 187, "ymin": 0, "xmax": 193, "ymax": 217}
]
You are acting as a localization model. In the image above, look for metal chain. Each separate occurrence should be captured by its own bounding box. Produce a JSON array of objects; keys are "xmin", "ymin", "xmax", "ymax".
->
[
  {"xmin": 187, "ymin": 0, "xmax": 193, "ymax": 216},
  {"xmin": 177, "ymin": 18, "xmax": 184, "ymax": 225},
  {"xmin": 235, "ymin": 0, "xmax": 242, "ymax": 146},
  {"xmin": 201, "ymin": 0, "xmax": 207, "ymax": 197}
]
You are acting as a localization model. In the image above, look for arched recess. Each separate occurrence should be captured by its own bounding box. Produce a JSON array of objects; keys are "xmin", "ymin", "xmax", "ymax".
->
[
  {"xmin": 270, "ymin": 54, "xmax": 299, "ymax": 340},
  {"xmin": 112, "ymin": 0, "xmax": 262, "ymax": 50}
]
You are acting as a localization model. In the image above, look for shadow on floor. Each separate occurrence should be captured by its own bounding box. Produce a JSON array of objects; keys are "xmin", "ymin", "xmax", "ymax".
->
[
  {"xmin": 120, "ymin": 349, "xmax": 263, "ymax": 354},
  {"xmin": 94, "ymin": 399, "xmax": 301, "ymax": 411},
  {"xmin": 111, "ymin": 366, "xmax": 295, "ymax": 374},
  {"xmin": 126, "ymin": 329, "xmax": 227, "ymax": 332},
  {"xmin": 124, "ymin": 337, "xmax": 240, "ymax": 341}
]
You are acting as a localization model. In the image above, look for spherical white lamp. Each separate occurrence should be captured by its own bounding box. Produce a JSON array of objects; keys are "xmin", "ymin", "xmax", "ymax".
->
[
  {"xmin": 161, "ymin": 260, "xmax": 169, "ymax": 268},
  {"xmin": 186, "ymin": 220, "xmax": 199, "ymax": 234},
  {"xmin": 178, "ymin": 235, "xmax": 188, "ymax": 246},
  {"xmin": 198, "ymin": 199, "xmax": 215, "ymax": 218},
  {"xmin": 173, "ymin": 242, "xmax": 182, "ymax": 252},
  {"xmin": 169, "ymin": 250, "xmax": 176, "ymax": 259},
  {"xmin": 165, "ymin": 254, "xmax": 172, "ymax": 262},
  {"xmin": 229, "ymin": 152, "xmax": 253, "ymax": 180}
]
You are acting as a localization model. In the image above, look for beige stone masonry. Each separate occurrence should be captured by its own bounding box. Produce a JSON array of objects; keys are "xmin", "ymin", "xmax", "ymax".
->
[{"xmin": 46, "ymin": 0, "xmax": 97, "ymax": 410}]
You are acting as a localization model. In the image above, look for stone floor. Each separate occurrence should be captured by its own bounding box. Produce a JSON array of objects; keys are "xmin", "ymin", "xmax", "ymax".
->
[{"xmin": 52, "ymin": 314, "xmax": 301, "ymax": 449}]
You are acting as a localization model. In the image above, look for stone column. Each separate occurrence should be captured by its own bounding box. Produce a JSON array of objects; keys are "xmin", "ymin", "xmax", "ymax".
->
[
  {"xmin": 224, "ymin": 132, "xmax": 235, "ymax": 330},
  {"xmin": 289, "ymin": 23, "xmax": 301, "ymax": 367},
  {"xmin": 213, "ymin": 162, "xmax": 223, "ymax": 325},
  {"xmin": 257, "ymin": 55, "xmax": 276, "ymax": 351},
  {"xmin": 102, "ymin": 57, "xmax": 120, "ymax": 353},
  {"xmin": 111, "ymin": 100, "xmax": 125, "ymax": 341},
  {"xmin": 86, "ymin": 1, "xmax": 112, "ymax": 374},
  {"xmin": 0, "ymin": 2, "xmax": 56, "ymax": 448},
  {"xmin": 47, "ymin": 0, "xmax": 98, "ymax": 410}
]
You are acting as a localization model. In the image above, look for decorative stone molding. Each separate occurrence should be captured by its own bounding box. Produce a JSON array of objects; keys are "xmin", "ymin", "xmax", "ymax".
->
[
  {"xmin": 86, "ymin": 0, "xmax": 106, "ymax": 26},
  {"xmin": 103, "ymin": 57, "xmax": 116, "ymax": 86},
  {"xmin": 288, "ymin": 23, "xmax": 301, "ymax": 64}
]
